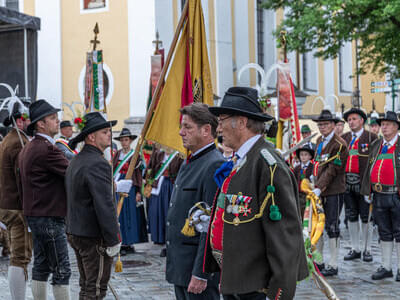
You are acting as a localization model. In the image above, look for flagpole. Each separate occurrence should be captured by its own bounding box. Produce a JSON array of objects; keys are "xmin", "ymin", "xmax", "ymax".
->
[{"xmin": 116, "ymin": 0, "xmax": 189, "ymax": 216}]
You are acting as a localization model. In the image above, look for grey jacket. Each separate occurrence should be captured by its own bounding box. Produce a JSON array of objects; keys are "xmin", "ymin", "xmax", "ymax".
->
[
  {"xmin": 166, "ymin": 144, "xmax": 224, "ymax": 287},
  {"xmin": 65, "ymin": 144, "xmax": 120, "ymax": 246}
]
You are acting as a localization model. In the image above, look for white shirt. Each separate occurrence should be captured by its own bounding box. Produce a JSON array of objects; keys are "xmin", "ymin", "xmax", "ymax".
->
[
  {"xmin": 192, "ymin": 142, "xmax": 215, "ymax": 157},
  {"xmin": 36, "ymin": 133, "xmax": 55, "ymax": 145},
  {"xmin": 235, "ymin": 134, "xmax": 262, "ymax": 166},
  {"xmin": 322, "ymin": 130, "xmax": 335, "ymax": 148},
  {"xmin": 301, "ymin": 161, "xmax": 310, "ymax": 168},
  {"xmin": 352, "ymin": 128, "xmax": 364, "ymax": 139},
  {"xmin": 383, "ymin": 134, "xmax": 398, "ymax": 147}
]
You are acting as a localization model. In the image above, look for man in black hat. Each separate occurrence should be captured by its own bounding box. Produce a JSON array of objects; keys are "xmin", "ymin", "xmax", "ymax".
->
[
  {"xmin": 312, "ymin": 109, "xmax": 348, "ymax": 276},
  {"xmin": 342, "ymin": 107, "xmax": 377, "ymax": 262},
  {"xmin": 18, "ymin": 99, "xmax": 71, "ymax": 299},
  {"xmin": 0, "ymin": 98, "xmax": 32, "ymax": 299},
  {"xmin": 56, "ymin": 120, "xmax": 76, "ymax": 161},
  {"xmin": 66, "ymin": 112, "xmax": 124, "ymax": 298},
  {"xmin": 361, "ymin": 111, "xmax": 400, "ymax": 281},
  {"xmin": 204, "ymin": 87, "xmax": 308, "ymax": 300}
]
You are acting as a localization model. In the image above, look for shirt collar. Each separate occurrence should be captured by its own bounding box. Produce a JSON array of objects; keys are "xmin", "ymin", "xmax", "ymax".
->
[
  {"xmin": 236, "ymin": 134, "xmax": 262, "ymax": 160},
  {"xmin": 36, "ymin": 133, "xmax": 56, "ymax": 145},
  {"xmin": 192, "ymin": 142, "xmax": 215, "ymax": 157},
  {"xmin": 301, "ymin": 161, "xmax": 310, "ymax": 168},
  {"xmin": 352, "ymin": 128, "xmax": 364, "ymax": 138},
  {"xmin": 323, "ymin": 130, "xmax": 335, "ymax": 144},
  {"xmin": 383, "ymin": 134, "xmax": 398, "ymax": 147}
]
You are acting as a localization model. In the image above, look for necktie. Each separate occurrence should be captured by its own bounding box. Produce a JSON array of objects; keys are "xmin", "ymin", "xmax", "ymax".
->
[
  {"xmin": 214, "ymin": 154, "xmax": 240, "ymax": 188},
  {"xmin": 316, "ymin": 138, "xmax": 325, "ymax": 156},
  {"xmin": 382, "ymin": 142, "xmax": 389, "ymax": 154},
  {"xmin": 349, "ymin": 134, "xmax": 357, "ymax": 148}
]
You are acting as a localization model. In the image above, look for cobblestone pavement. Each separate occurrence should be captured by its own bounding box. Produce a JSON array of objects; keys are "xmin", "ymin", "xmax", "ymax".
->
[{"xmin": 0, "ymin": 224, "xmax": 400, "ymax": 299}]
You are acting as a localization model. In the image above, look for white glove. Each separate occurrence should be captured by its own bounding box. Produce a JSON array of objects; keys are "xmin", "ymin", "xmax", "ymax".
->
[
  {"xmin": 116, "ymin": 179, "xmax": 133, "ymax": 194},
  {"xmin": 312, "ymin": 188, "xmax": 321, "ymax": 197},
  {"xmin": 106, "ymin": 242, "xmax": 121, "ymax": 257},
  {"xmin": 191, "ymin": 209, "xmax": 211, "ymax": 233},
  {"xmin": 364, "ymin": 195, "xmax": 372, "ymax": 204}
]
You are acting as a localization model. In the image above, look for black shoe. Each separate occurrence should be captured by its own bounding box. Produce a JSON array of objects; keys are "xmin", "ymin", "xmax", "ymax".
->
[
  {"xmin": 344, "ymin": 249, "xmax": 361, "ymax": 260},
  {"xmin": 321, "ymin": 265, "xmax": 338, "ymax": 277},
  {"xmin": 160, "ymin": 248, "xmax": 167, "ymax": 257},
  {"xmin": 125, "ymin": 246, "xmax": 136, "ymax": 254},
  {"xmin": 315, "ymin": 263, "xmax": 325, "ymax": 272},
  {"xmin": 396, "ymin": 270, "xmax": 400, "ymax": 282},
  {"xmin": 371, "ymin": 266, "xmax": 393, "ymax": 280},
  {"xmin": 362, "ymin": 251, "xmax": 373, "ymax": 262}
]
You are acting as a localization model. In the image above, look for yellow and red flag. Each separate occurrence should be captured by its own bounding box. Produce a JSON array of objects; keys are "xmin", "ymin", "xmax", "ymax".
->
[{"xmin": 145, "ymin": 0, "xmax": 213, "ymax": 154}]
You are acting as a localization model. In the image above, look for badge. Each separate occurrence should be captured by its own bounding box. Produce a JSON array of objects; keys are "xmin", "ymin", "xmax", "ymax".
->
[
  {"xmin": 321, "ymin": 154, "xmax": 330, "ymax": 161},
  {"xmin": 361, "ymin": 143, "xmax": 369, "ymax": 152}
]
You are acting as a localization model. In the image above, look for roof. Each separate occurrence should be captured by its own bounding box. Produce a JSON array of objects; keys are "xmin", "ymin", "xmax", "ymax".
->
[{"xmin": 0, "ymin": 6, "xmax": 40, "ymax": 31}]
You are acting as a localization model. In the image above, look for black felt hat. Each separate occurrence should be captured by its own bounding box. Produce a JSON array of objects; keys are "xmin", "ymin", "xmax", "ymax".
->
[
  {"xmin": 376, "ymin": 111, "xmax": 400, "ymax": 127},
  {"xmin": 208, "ymin": 87, "xmax": 273, "ymax": 122},
  {"xmin": 343, "ymin": 107, "xmax": 368, "ymax": 122},
  {"xmin": 60, "ymin": 120, "xmax": 73, "ymax": 128},
  {"xmin": 69, "ymin": 112, "xmax": 117, "ymax": 147},
  {"xmin": 296, "ymin": 144, "xmax": 315, "ymax": 159},
  {"xmin": 113, "ymin": 128, "xmax": 137, "ymax": 141},
  {"xmin": 312, "ymin": 110, "xmax": 339, "ymax": 123},
  {"xmin": 27, "ymin": 99, "xmax": 61, "ymax": 135}
]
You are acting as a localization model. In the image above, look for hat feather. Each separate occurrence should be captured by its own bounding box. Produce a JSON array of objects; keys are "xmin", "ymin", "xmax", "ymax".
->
[{"xmin": 0, "ymin": 96, "xmax": 28, "ymax": 118}]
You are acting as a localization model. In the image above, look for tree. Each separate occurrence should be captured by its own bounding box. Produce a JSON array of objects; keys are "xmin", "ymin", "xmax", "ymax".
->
[{"xmin": 261, "ymin": 0, "xmax": 400, "ymax": 76}]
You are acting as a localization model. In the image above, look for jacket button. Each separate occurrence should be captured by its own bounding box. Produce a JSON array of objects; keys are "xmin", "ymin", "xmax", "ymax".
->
[
  {"xmin": 166, "ymin": 221, "xmax": 170, "ymax": 226},
  {"xmin": 170, "ymin": 203, "xmax": 173, "ymax": 208},
  {"xmin": 166, "ymin": 241, "xmax": 170, "ymax": 245}
]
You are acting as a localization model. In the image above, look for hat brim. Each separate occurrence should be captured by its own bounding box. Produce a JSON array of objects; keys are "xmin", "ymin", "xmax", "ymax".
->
[
  {"xmin": 208, "ymin": 107, "xmax": 273, "ymax": 122},
  {"xmin": 296, "ymin": 148, "xmax": 315, "ymax": 158},
  {"xmin": 343, "ymin": 110, "xmax": 367, "ymax": 122},
  {"xmin": 312, "ymin": 118, "xmax": 339, "ymax": 124},
  {"xmin": 70, "ymin": 120, "xmax": 118, "ymax": 145},
  {"xmin": 376, "ymin": 118, "xmax": 400, "ymax": 128},
  {"xmin": 27, "ymin": 108, "xmax": 61, "ymax": 135},
  {"xmin": 114, "ymin": 134, "xmax": 137, "ymax": 141}
]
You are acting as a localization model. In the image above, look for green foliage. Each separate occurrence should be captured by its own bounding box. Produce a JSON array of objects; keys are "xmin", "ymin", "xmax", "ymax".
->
[{"xmin": 261, "ymin": 0, "xmax": 400, "ymax": 76}]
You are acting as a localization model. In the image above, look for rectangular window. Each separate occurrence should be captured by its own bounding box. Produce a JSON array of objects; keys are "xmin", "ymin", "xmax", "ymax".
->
[
  {"xmin": 256, "ymin": 0, "xmax": 264, "ymax": 71},
  {"xmin": 5, "ymin": 0, "xmax": 18, "ymax": 11},
  {"xmin": 339, "ymin": 42, "xmax": 353, "ymax": 94},
  {"xmin": 302, "ymin": 51, "xmax": 318, "ymax": 93}
]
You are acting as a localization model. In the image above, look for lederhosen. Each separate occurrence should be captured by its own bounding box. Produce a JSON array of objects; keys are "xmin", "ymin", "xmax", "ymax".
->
[
  {"xmin": 370, "ymin": 140, "xmax": 400, "ymax": 242},
  {"xmin": 344, "ymin": 135, "xmax": 370, "ymax": 223}
]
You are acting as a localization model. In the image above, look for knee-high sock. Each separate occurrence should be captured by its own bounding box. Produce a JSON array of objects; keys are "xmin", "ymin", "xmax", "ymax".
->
[
  {"xmin": 315, "ymin": 237, "xmax": 324, "ymax": 264},
  {"xmin": 52, "ymin": 285, "xmax": 70, "ymax": 300},
  {"xmin": 396, "ymin": 242, "xmax": 400, "ymax": 271},
  {"xmin": 31, "ymin": 280, "xmax": 47, "ymax": 300},
  {"xmin": 348, "ymin": 221, "xmax": 360, "ymax": 252},
  {"xmin": 328, "ymin": 238, "xmax": 339, "ymax": 268},
  {"xmin": 381, "ymin": 241, "xmax": 393, "ymax": 271},
  {"xmin": 361, "ymin": 222, "xmax": 373, "ymax": 252},
  {"xmin": 8, "ymin": 266, "xmax": 26, "ymax": 300}
]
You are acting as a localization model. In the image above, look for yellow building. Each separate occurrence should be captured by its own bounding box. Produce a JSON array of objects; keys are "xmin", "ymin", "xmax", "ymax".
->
[{"xmin": 2, "ymin": 0, "xmax": 389, "ymax": 130}]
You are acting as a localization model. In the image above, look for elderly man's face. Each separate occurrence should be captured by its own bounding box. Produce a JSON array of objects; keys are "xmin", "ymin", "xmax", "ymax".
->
[
  {"xmin": 217, "ymin": 114, "xmax": 241, "ymax": 151},
  {"xmin": 381, "ymin": 121, "xmax": 398, "ymax": 140},
  {"xmin": 317, "ymin": 121, "xmax": 336, "ymax": 137}
]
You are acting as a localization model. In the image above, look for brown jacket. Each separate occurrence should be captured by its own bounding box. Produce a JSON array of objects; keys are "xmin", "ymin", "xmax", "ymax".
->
[
  {"xmin": 314, "ymin": 133, "xmax": 349, "ymax": 196},
  {"xmin": 0, "ymin": 129, "xmax": 29, "ymax": 210},
  {"xmin": 361, "ymin": 137, "xmax": 400, "ymax": 196},
  {"xmin": 19, "ymin": 135, "xmax": 69, "ymax": 217},
  {"xmin": 204, "ymin": 138, "xmax": 308, "ymax": 299},
  {"xmin": 341, "ymin": 129, "xmax": 377, "ymax": 182},
  {"xmin": 293, "ymin": 162, "xmax": 314, "ymax": 192}
]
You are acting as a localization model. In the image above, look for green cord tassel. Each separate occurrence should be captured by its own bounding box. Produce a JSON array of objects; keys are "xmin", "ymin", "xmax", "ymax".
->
[
  {"xmin": 334, "ymin": 157, "xmax": 341, "ymax": 166},
  {"xmin": 269, "ymin": 205, "xmax": 282, "ymax": 221}
]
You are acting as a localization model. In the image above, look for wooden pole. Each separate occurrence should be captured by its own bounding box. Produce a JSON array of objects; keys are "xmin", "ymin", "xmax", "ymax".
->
[{"xmin": 116, "ymin": 0, "xmax": 189, "ymax": 216}]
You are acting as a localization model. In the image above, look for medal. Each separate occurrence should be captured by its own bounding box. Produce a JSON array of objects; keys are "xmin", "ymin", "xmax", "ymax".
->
[
  {"xmin": 226, "ymin": 205, "xmax": 233, "ymax": 213},
  {"xmin": 232, "ymin": 206, "xmax": 239, "ymax": 214},
  {"xmin": 233, "ymin": 216, "xmax": 240, "ymax": 226}
]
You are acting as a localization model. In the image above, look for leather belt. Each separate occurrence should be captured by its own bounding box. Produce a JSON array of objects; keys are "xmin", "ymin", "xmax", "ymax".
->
[{"xmin": 372, "ymin": 183, "xmax": 398, "ymax": 194}]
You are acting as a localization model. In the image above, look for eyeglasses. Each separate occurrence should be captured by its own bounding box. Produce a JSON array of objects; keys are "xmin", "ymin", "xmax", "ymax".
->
[{"xmin": 217, "ymin": 115, "xmax": 233, "ymax": 124}]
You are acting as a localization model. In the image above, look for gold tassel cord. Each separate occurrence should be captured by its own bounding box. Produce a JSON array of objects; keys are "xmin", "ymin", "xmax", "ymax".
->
[
  {"xmin": 181, "ymin": 217, "xmax": 196, "ymax": 237},
  {"xmin": 115, "ymin": 253, "xmax": 123, "ymax": 273}
]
